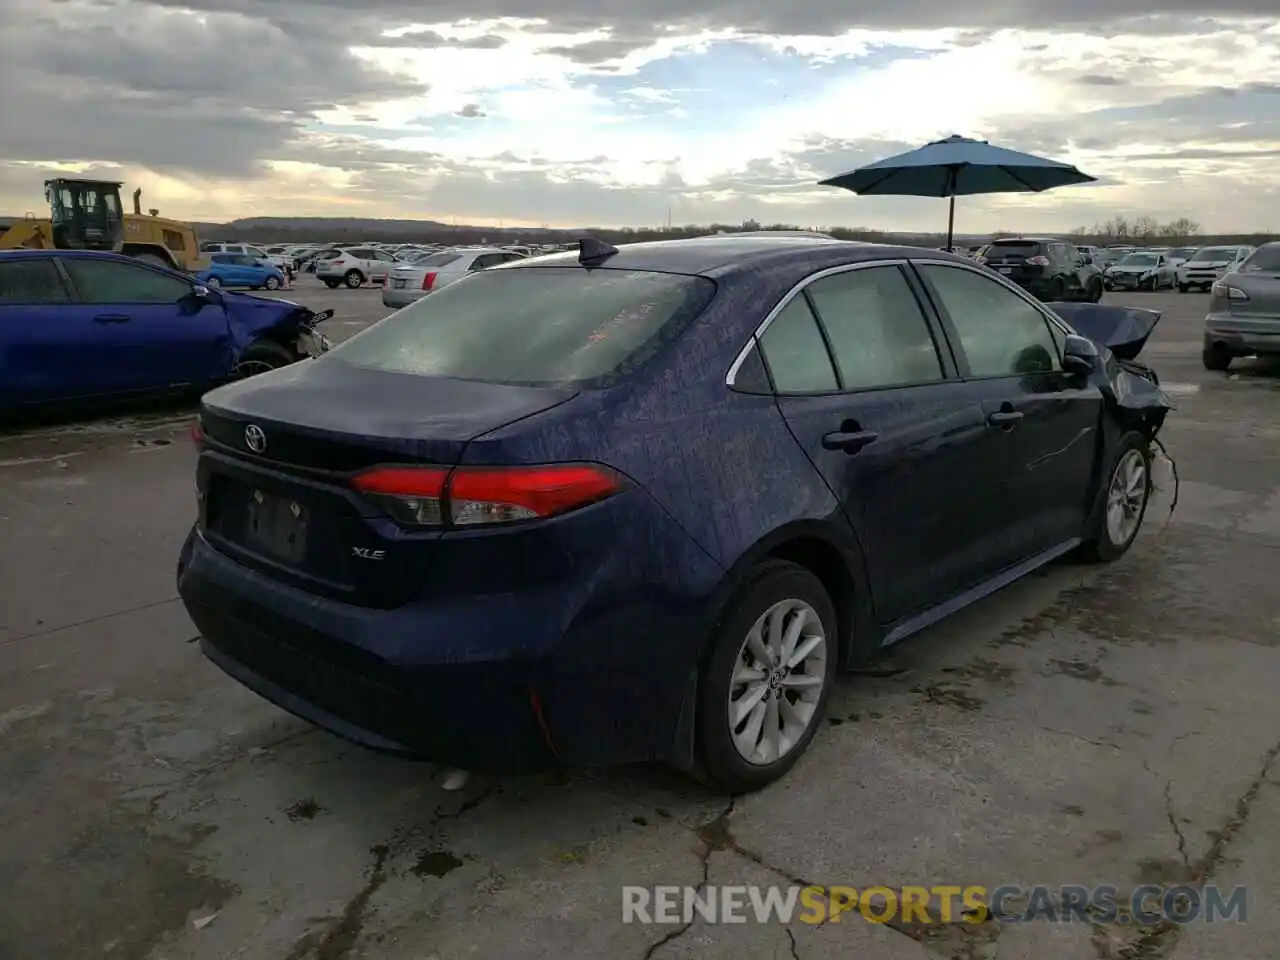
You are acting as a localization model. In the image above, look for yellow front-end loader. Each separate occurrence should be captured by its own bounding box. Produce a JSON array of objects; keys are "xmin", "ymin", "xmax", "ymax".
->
[{"xmin": 0, "ymin": 179, "xmax": 209, "ymax": 272}]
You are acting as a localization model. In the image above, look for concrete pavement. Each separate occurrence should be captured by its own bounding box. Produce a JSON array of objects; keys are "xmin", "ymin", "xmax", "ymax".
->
[{"xmin": 1, "ymin": 287, "xmax": 1278, "ymax": 960}]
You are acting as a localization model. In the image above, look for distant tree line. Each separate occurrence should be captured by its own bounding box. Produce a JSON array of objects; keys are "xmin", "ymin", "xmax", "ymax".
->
[{"xmin": 207, "ymin": 216, "xmax": 1275, "ymax": 250}]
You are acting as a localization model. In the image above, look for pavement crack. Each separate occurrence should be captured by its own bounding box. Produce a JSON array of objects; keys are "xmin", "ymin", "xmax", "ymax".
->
[
  {"xmin": 285, "ymin": 843, "xmax": 391, "ymax": 960},
  {"xmin": 1162, "ymin": 780, "xmax": 1190, "ymax": 870},
  {"xmin": 1192, "ymin": 737, "xmax": 1280, "ymax": 881},
  {"xmin": 0, "ymin": 596, "xmax": 180, "ymax": 648},
  {"xmin": 640, "ymin": 797, "xmax": 736, "ymax": 959},
  {"xmin": 785, "ymin": 926, "xmax": 801, "ymax": 960}
]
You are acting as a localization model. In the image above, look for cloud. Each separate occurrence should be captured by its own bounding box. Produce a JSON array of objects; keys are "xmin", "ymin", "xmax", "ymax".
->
[{"xmin": 0, "ymin": 0, "xmax": 1277, "ymax": 233}]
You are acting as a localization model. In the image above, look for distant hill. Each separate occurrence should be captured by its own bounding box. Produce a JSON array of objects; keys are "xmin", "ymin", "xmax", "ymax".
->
[{"xmin": 192, "ymin": 216, "xmax": 587, "ymax": 244}]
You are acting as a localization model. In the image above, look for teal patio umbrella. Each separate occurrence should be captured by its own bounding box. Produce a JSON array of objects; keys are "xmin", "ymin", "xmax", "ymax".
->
[{"xmin": 819, "ymin": 134, "xmax": 1097, "ymax": 249}]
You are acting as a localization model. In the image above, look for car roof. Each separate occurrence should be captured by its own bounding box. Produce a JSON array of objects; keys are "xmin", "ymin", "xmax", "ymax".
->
[
  {"xmin": 0, "ymin": 249, "xmax": 144, "ymax": 263},
  {"xmin": 508, "ymin": 235, "xmax": 965, "ymax": 278},
  {"xmin": 990, "ymin": 236, "xmax": 1055, "ymax": 243}
]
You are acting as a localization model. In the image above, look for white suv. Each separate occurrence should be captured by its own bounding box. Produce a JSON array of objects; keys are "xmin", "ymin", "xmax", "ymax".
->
[
  {"xmin": 315, "ymin": 246, "xmax": 399, "ymax": 288},
  {"xmin": 382, "ymin": 247, "xmax": 526, "ymax": 308},
  {"xmin": 1177, "ymin": 245, "xmax": 1255, "ymax": 292}
]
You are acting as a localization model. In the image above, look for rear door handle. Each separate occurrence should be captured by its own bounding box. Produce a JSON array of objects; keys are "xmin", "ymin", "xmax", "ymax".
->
[
  {"xmin": 987, "ymin": 410, "xmax": 1024, "ymax": 428},
  {"xmin": 93, "ymin": 314, "xmax": 130, "ymax": 324},
  {"xmin": 822, "ymin": 429, "xmax": 879, "ymax": 454}
]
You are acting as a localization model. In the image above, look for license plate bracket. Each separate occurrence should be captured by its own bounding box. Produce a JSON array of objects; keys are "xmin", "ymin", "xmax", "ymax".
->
[
  {"xmin": 393, "ymin": 278, "xmax": 406, "ymax": 288},
  {"xmin": 245, "ymin": 491, "xmax": 309, "ymax": 562}
]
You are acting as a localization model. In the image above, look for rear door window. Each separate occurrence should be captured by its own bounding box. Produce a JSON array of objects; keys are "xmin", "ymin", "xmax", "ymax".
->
[
  {"xmin": 757, "ymin": 297, "xmax": 839, "ymax": 393},
  {"xmin": 329, "ymin": 266, "xmax": 717, "ymax": 386},
  {"xmin": 0, "ymin": 259, "xmax": 72, "ymax": 305},
  {"xmin": 804, "ymin": 266, "xmax": 944, "ymax": 389}
]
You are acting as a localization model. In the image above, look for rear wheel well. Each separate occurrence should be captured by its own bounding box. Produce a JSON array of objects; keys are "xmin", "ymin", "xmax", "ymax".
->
[{"xmin": 766, "ymin": 536, "xmax": 858, "ymax": 668}]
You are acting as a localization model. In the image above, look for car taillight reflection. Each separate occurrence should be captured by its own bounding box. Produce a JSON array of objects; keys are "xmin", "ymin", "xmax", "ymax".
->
[{"xmin": 1025, "ymin": 255, "xmax": 1051, "ymax": 267}]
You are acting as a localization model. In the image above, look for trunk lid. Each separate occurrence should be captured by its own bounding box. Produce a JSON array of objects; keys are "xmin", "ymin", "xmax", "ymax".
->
[
  {"xmin": 1216, "ymin": 271, "xmax": 1280, "ymax": 321},
  {"xmin": 1046, "ymin": 303, "xmax": 1161, "ymax": 360},
  {"xmin": 196, "ymin": 358, "xmax": 577, "ymax": 606}
]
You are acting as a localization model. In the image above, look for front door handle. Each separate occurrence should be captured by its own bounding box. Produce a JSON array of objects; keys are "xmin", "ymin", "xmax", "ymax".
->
[
  {"xmin": 93, "ymin": 313, "xmax": 130, "ymax": 324},
  {"xmin": 822, "ymin": 428, "xmax": 879, "ymax": 454}
]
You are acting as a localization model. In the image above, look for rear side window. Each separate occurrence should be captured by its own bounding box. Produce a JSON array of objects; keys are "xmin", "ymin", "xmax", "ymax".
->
[
  {"xmin": 63, "ymin": 258, "xmax": 191, "ymax": 304},
  {"xmin": 1241, "ymin": 246, "xmax": 1280, "ymax": 272},
  {"xmin": 805, "ymin": 267, "xmax": 944, "ymax": 389},
  {"xmin": 0, "ymin": 259, "xmax": 71, "ymax": 305},
  {"xmin": 757, "ymin": 298, "xmax": 839, "ymax": 393},
  {"xmin": 414, "ymin": 253, "xmax": 462, "ymax": 266},
  {"xmin": 329, "ymin": 267, "xmax": 717, "ymax": 387}
]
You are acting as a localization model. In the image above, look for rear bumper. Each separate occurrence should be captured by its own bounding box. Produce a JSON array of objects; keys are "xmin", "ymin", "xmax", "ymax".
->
[
  {"xmin": 381, "ymin": 287, "xmax": 425, "ymax": 308},
  {"xmin": 177, "ymin": 495, "xmax": 723, "ymax": 771},
  {"xmin": 1204, "ymin": 318, "xmax": 1280, "ymax": 356}
]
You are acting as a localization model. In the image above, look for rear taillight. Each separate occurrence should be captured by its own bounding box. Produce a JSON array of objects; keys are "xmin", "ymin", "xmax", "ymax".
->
[
  {"xmin": 351, "ymin": 463, "xmax": 627, "ymax": 527},
  {"xmin": 1212, "ymin": 282, "xmax": 1248, "ymax": 301},
  {"xmin": 422, "ymin": 272, "xmax": 437, "ymax": 291},
  {"xmin": 1025, "ymin": 255, "xmax": 1051, "ymax": 267}
]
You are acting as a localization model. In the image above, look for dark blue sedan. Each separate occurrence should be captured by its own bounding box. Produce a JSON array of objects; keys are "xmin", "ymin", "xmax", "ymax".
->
[
  {"xmin": 177, "ymin": 235, "xmax": 1172, "ymax": 792},
  {"xmin": 0, "ymin": 250, "xmax": 332, "ymax": 414}
]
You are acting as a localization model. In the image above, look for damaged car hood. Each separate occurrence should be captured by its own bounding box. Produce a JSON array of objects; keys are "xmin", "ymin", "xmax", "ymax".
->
[{"xmin": 1044, "ymin": 302, "xmax": 1174, "ymax": 419}]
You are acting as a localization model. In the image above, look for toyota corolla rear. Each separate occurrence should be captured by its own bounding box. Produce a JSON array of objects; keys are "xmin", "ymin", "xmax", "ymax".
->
[{"xmin": 178, "ymin": 262, "xmax": 726, "ymax": 772}]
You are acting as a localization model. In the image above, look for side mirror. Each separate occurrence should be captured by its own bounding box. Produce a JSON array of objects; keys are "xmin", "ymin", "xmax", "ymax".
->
[
  {"xmin": 192, "ymin": 284, "xmax": 220, "ymax": 302},
  {"xmin": 1062, "ymin": 333, "xmax": 1097, "ymax": 374}
]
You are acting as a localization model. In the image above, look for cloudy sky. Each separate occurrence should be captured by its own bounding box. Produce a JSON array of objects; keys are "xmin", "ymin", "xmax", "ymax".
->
[{"xmin": 0, "ymin": 0, "xmax": 1277, "ymax": 232}]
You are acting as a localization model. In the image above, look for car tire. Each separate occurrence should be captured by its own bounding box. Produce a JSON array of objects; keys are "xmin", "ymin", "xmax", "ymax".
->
[
  {"xmin": 1048, "ymin": 277, "xmax": 1066, "ymax": 300},
  {"xmin": 1177, "ymin": 283, "xmax": 1189, "ymax": 293},
  {"xmin": 323, "ymin": 280, "xmax": 340, "ymax": 289},
  {"xmin": 234, "ymin": 339, "xmax": 295, "ymax": 379},
  {"xmin": 693, "ymin": 560, "xmax": 838, "ymax": 794},
  {"xmin": 131, "ymin": 252, "xmax": 169, "ymax": 268},
  {"xmin": 1202, "ymin": 342, "xmax": 1233, "ymax": 371},
  {"xmin": 1086, "ymin": 278, "xmax": 1104, "ymax": 303},
  {"xmin": 264, "ymin": 276, "xmax": 281, "ymax": 290},
  {"xmin": 344, "ymin": 270, "xmax": 364, "ymax": 289},
  {"xmin": 1077, "ymin": 431, "xmax": 1153, "ymax": 564}
]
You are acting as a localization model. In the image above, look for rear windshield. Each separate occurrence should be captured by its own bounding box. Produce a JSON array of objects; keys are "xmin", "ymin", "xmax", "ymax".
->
[
  {"xmin": 1241, "ymin": 246, "xmax": 1280, "ymax": 273},
  {"xmin": 1168, "ymin": 248, "xmax": 1196, "ymax": 259},
  {"xmin": 987, "ymin": 241, "xmax": 1042, "ymax": 256},
  {"xmin": 329, "ymin": 267, "xmax": 718, "ymax": 387},
  {"xmin": 1119, "ymin": 254, "xmax": 1158, "ymax": 266},
  {"xmin": 1194, "ymin": 247, "xmax": 1239, "ymax": 261},
  {"xmin": 412, "ymin": 252, "xmax": 462, "ymax": 266}
]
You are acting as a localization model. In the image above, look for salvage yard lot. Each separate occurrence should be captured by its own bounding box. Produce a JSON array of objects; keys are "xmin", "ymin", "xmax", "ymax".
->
[{"xmin": 2, "ymin": 286, "xmax": 1279, "ymax": 960}]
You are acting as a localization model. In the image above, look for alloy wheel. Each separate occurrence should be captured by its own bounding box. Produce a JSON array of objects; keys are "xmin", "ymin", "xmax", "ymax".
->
[
  {"xmin": 727, "ymin": 599, "xmax": 828, "ymax": 765},
  {"xmin": 1105, "ymin": 448, "xmax": 1148, "ymax": 546}
]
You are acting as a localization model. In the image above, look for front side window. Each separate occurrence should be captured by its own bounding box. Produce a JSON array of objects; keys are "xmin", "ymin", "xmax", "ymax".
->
[
  {"xmin": 757, "ymin": 297, "xmax": 839, "ymax": 393},
  {"xmin": 329, "ymin": 266, "xmax": 717, "ymax": 387},
  {"xmin": 63, "ymin": 258, "xmax": 191, "ymax": 303},
  {"xmin": 805, "ymin": 266, "xmax": 944, "ymax": 389},
  {"xmin": 919, "ymin": 265, "xmax": 1061, "ymax": 378}
]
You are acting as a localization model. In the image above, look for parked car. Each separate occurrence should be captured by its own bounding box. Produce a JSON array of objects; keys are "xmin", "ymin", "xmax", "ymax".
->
[
  {"xmin": 197, "ymin": 253, "xmax": 288, "ymax": 291},
  {"xmin": 1202, "ymin": 242, "xmax": 1280, "ymax": 371},
  {"xmin": 1103, "ymin": 251, "xmax": 1177, "ymax": 291},
  {"xmin": 200, "ymin": 241, "xmax": 273, "ymax": 261},
  {"xmin": 177, "ymin": 235, "xmax": 1172, "ymax": 793},
  {"xmin": 316, "ymin": 247, "xmax": 399, "ymax": 288},
  {"xmin": 1177, "ymin": 245, "xmax": 1255, "ymax": 292},
  {"xmin": 383, "ymin": 247, "xmax": 527, "ymax": 308},
  {"xmin": 0, "ymin": 250, "xmax": 332, "ymax": 414},
  {"xmin": 977, "ymin": 238, "xmax": 1104, "ymax": 302},
  {"xmin": 1165, "ymin": 247, "xmax": 1197, "ymax": 269}
]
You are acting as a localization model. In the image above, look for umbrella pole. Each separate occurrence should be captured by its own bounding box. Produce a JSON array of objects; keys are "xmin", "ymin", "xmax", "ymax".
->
[{"xmin": 946, "ymin": 195, "xmax": 956, "ymax": 252}]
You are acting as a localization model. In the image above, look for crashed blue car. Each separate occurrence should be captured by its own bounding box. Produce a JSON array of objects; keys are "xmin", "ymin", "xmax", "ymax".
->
[{"xmin": 0, "ymin": 249, "xmax": 332, "ymax": 414}]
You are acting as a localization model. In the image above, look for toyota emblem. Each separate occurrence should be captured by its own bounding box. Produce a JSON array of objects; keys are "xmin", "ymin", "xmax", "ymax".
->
[{"xmin": 244, "ymin": 424, "xmax": 267, "ymax": 453}]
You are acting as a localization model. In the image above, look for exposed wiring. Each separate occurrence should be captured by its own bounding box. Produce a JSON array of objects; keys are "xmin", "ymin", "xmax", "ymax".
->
[{"xmin": 1151, "ymin": 435, "xmax": 1179, "ymax": 535}]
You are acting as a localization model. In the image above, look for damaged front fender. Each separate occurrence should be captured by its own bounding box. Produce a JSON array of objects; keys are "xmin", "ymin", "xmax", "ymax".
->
[
  {"xmin": 218, "ymin": 291, "xmax": 332, "ymax": 360},
  {"xmin": 1046, "ymin": 301, "xmax": 1174, "ymax": 434}
]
